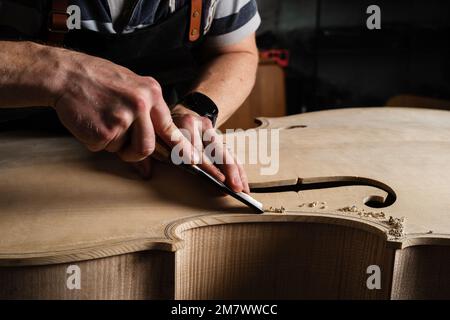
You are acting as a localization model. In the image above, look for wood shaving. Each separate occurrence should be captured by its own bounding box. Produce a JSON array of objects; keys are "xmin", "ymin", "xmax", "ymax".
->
[
  {"xmin": 308, "ymin": 201, "xmax": 319, "ymax": 208},
  {"xmin": 337, "ymin": 205, "xmax": 405, "ymax": 239},
  {"xmin": 387, "ymin": 216, "xmax": 406, "ymax": 238},
  {"xmin": 267, "ymin": 206, "xmax": 286, "ymax": 214},
  {"xmin": 299, "ymin": 201, "xmax": 327, "ymax": 209},
  {"xmin": 337, "ymin": 205, "xmax": 385, "ymax": 219},
  {"xmin": 267, "ymin": 203, "xmax": 406, "ymax": 239}
]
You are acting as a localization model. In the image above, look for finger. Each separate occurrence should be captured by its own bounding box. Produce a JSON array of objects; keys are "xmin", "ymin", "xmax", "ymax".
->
[
  {"xmin": 237, "ymin": 162, "xmax": 250, "ymax": 194},
  {"xmin": 182, "ymin": 117, "xmax": 205, "ymax": 155},
  {"xmin": 118, "ymin": 113, "xmax": 155, "ymax": 162},
  {"xmin": 198, "ymin": 152, "xmax": 226, "ymax": 183},
  {"xmin": 105, "ymin": 131, "xmax": 128, "ymax": 153},
  {"xmin": 65, "ymin": 116, "xmax": 115, "ymax": 153},
  {"xmin": 132, "ymin": 157, "xmax": 153, "ymax": 180},
  {"xmin": 151, "ymin": 102, "xmax": 225, "ymax": 181},
  {"xmin": 151, "ymin": 102, "xmax": 199, "ymax": 164},
  {"xmin": 219, "ymin": 147, "xmax": 244, "ymax": 193},
  {"xmin": 152, "ymin": 102, "xmax": 192, "ymax": 149},
  {"xmin": 104, "ymin": 109, "xmax": 134, "ymax": 153},
  {"xmin": 179, "ymin": 130, "xmax": 226, "ymax": 183},
  {"xmin": 175, "ymin": 117, "xmax": 226, "ymax": 181},
  {"xmin": 206, "ymin": 132, "xmax": 244, "ymax": 193}
]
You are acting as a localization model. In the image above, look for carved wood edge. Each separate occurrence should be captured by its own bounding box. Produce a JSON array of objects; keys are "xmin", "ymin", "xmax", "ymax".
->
[{"xmin": 1, "ymin": 211, "xmax": 450, "ymax": 267}]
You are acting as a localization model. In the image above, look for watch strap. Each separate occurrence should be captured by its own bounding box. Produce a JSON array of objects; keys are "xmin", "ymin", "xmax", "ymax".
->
[{"xmin": 180, "ymin": 92, "xmax": 219, "ymax": 127}]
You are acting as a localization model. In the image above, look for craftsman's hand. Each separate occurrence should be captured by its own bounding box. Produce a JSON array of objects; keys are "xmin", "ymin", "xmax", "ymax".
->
[
  {"xmin": 51, "ymin": 50, "xmax": 222, "ymax": 179},
  {"xmin": 134, "ymin": 105, "xmax": 249, "ymax": 193},
  {"xmin": 179, "ymin": 105, "xmax": 250, "ymax": 193},
  {"xmin": 172, "ymin": 105, "xmax": 249, "ymax": 194}
]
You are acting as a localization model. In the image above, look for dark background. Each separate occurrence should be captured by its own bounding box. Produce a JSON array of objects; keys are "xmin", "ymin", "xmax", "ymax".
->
[{"xmin": 255, "ymin": 0, "xmax": 450, "ymax": 114}]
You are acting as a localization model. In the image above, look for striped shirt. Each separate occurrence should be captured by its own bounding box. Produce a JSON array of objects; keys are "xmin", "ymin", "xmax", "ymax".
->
[{"xmin": 72, "ymin": 0, "xmax": 261, "ymax": 47}]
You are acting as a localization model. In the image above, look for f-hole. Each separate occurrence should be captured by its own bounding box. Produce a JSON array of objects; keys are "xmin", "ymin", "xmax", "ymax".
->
[{"xmin": 251, "ymin": 177, "xmax": 397, "ymax": 208}]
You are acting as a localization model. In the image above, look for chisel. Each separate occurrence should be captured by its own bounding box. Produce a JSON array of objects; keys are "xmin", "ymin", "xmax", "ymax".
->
[{"xmin": 154, "ymin": 141, "xmax": 264, "ymax": 214}]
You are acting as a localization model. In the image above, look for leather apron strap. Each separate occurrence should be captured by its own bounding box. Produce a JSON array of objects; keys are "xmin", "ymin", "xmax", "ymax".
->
[
  {"xmin": 189, "ymin": 0, "xmax": 203, "ymax": 42},
  {"xmin": 47, "ymin": 0, "xmax": 69, "ymax": 44}
]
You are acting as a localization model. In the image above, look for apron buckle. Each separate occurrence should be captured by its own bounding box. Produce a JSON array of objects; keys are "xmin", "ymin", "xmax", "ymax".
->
[{"xmin": 189, "ymin": 0, "xmax": 203, "ymax": 42}]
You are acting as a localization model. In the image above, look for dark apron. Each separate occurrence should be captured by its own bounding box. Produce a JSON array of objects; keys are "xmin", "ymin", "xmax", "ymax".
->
[{"xmin": 0, "ymin": 0, "xmax": 205, "ymax": 132}]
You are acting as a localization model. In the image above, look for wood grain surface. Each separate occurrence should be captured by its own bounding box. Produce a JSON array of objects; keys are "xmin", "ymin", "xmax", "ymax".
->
[{"xmin": 1, "ymin": 107, "xmax": 449, "ymax": 299}]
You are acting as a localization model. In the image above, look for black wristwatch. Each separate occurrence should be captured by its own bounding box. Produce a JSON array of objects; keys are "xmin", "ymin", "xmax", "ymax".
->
[{"xmin": 179, "ymin": 92, "xmax": 219, "ymax": 127}]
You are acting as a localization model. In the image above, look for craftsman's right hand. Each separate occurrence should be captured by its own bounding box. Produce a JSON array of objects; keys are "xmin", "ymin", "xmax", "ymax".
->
[{"xmin": 51, "ymin": 50, "xmax": 225, "ymax": 182}]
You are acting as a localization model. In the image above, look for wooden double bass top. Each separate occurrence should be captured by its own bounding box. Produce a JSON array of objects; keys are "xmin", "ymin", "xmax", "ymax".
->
[{"xmin": 0, "ymin": 107, "xmax": 449, "ymax": 299}]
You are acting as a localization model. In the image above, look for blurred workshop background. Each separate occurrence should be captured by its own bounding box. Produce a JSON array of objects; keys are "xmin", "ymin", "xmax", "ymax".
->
[{"xmin": 222, "ymin": 0, "xmax": 450, "ymax": 129}]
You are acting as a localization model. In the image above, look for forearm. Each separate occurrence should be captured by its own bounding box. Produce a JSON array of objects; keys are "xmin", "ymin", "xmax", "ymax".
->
[
  {"xmin": 0, "ymin": 41, "xmax": 64, "ymax": 108},
  {"xmin": 191, "ymin": 37, "xmax": 259, "ymax": 127}
]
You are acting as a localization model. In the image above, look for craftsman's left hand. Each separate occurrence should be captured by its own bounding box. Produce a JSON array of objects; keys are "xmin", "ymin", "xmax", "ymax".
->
[{"xmin": 134, "ymin": 105, "xmax": 250, "ymax": 194}]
